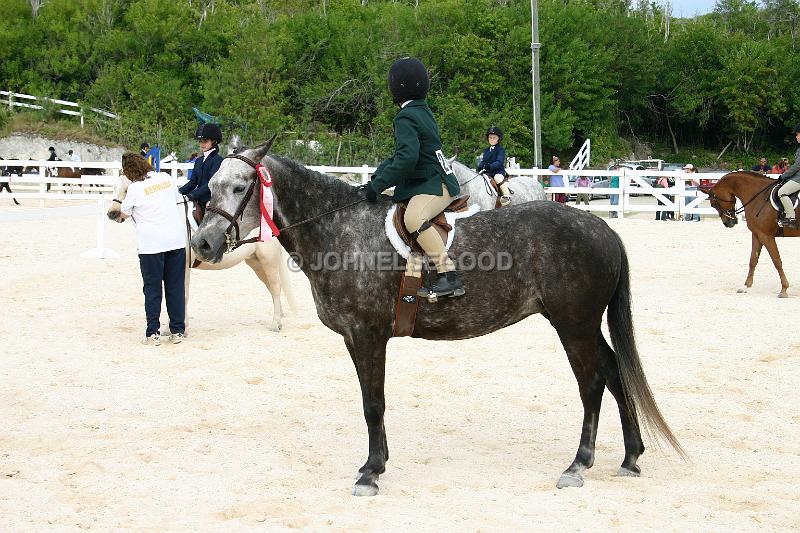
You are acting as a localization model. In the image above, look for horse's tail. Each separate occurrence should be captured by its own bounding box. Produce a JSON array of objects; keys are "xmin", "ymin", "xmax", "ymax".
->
[
  {"xmin": 279, "ymin": 247, "xmax": 297, "ymax": 312},
  {"xmin": 608, "ymin": 236, "xmax": 686, "ymax": 458}
]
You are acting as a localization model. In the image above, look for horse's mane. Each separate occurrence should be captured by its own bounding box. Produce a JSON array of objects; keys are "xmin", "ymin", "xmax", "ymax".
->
[{"xmin": 268, "ymin": 154, "xmax": 358, "ymax": 197}]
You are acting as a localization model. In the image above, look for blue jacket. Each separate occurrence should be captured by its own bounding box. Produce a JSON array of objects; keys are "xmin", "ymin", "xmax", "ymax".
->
[
  {"xmin": 477, "ymin": 144, "xmax": 507, "ymax": 176},
  {"xmin": 179, "ymin": 148, "xmax": 222, "ymax": 204}
]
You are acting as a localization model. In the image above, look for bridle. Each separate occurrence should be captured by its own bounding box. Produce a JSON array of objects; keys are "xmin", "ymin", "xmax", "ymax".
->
[
  {"xmin": 209, "ymin": 154, "xmax": 366, "ymax": 253},
  {"xmin": 205, "ymin": 153, "xmax": 263, "ymax": 252},
  {"xmin": 706, "ymin": 178, "xmax": 776, "ymax": 222},
  {"xmin": 706, "ymin": 189, "xmax": 739, "ymax": 222}
]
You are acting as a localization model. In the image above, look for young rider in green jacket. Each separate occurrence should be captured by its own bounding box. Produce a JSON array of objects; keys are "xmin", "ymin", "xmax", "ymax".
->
[{"xmin": 365, "ymin": 57, "xmax": 465, "ymax": 298}]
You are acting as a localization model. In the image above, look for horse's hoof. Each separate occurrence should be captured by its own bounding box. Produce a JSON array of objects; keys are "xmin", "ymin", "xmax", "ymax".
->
[
  {"xmin": 616, "ymin": 467, "xmax": 640, "ymax": 477},
  {"xmin": 269, "ymin": 323, "xmax": 282, "ymax": 332},
  {"xmin": 352, "ymin": 482, "xmax": 379, "ymax": 497},
  {"xmin": 778, "ymin": 293, "xmax": 789, "ymax": 299},
  {"xmin": 737, "ymin": 287, "xmax": 748, "ymax": 293},
  {"xmin": 556, "ymin": 472, "xmax": 584, "ymax": 489}
]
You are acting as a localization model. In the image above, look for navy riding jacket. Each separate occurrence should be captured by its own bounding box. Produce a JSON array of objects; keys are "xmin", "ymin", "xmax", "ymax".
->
[
  {"xmin": 179, "ymin": 148, "xmax": 223, "ymax": 204},
  {"xmin": 477, "ymin": 144, "xmax": 507, "ymax": 176}
]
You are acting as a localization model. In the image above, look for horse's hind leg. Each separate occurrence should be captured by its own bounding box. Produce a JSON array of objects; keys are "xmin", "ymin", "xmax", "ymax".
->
[
  {"xmin": 344, "ymin": 332, "xmax": 389, "ymax": 497},
  {"xmin": 555, "ymin": 329, "xmax": 605, "ymax": 489},
  {"xmin": 596, "ymin": 333, "xmax": 645, "ymax": 476},
  {"xmin": 739, "ymin": 233, "xmax": 762, "ymax": 293}
]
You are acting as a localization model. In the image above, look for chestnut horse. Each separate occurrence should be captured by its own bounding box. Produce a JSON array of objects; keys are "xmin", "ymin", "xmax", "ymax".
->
[{"xmin": 700, "ymin": 171, "xmax": 798, "ymax": 297}]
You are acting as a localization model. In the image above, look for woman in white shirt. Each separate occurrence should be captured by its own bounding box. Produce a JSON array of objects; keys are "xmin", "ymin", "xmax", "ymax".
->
[{"xmin": 119, "ymin": 153, "xmax": 186, "ymax": 345}]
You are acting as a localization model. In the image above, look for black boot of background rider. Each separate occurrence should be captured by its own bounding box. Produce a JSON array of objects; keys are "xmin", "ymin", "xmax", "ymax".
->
[{"xmin": 425, "ymin": 271, "xmax": 465, "ymax": 298}]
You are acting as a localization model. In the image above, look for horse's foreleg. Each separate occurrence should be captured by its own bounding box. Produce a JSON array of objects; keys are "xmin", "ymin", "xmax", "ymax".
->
[
  {"xmin": 555, "ymin": 329, "xmax": 604, "ymax": 489},
  {"xmin": 761, "ymin": 235, "xmax": 790, "ymax": 297},
  {"xmin": 244, "ymin": 256, "xmax": 282, "ymax": 331},
  {"xmin": 344, "ymin": 333, "xmax": 388, "ymax": 497},
  {"xmin": 738, "ymin": 233, "xmax": 763, "ymax": 293}
]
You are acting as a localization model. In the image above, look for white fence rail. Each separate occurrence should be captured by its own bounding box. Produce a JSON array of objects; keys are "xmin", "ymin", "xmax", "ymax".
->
[
  {"xmin": 1, "ymin": 90, "xmax": 118, "ymax": 127},
  {"xmin": 2, "ymin": 162, "xmax": 764, "ymax": 258}
]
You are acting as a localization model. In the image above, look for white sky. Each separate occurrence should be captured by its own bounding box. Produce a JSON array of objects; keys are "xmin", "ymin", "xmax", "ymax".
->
[{"xmin": 666, "ymin": 0, "xmax": 718, "ymax": 18}]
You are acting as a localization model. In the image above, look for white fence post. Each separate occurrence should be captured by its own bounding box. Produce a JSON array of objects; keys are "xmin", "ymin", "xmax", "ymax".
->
[{"xmin": 81, "ymin": 198, "xmax": 119, "ymax": 259}]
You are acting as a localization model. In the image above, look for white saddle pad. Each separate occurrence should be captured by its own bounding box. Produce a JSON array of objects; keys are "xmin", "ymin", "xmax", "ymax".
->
[{"xmin": 384, "ymin": 203, "xmax": 480, "ymax": 260}]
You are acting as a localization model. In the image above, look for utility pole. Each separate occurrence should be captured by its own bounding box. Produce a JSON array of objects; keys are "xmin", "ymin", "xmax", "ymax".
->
[{"xmin": 530, "ymin": 0, "xmax": 542, "ymax": 168}]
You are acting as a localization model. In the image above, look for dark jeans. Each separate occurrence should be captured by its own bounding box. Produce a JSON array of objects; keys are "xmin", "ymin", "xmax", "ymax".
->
[{"xmin": 139, "ymin": 248, "xmax": 186, "ymax": 337}]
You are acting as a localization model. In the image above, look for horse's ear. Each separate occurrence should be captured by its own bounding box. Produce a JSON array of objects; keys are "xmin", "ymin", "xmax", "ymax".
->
[
  {"xmin": 698, "ymin": 184, "xmax": 712, "ymax": 194},
  {"xmin": 251, "ymin": 133, "xmax": 278, "ymax": 162},
  {"xmin": 447, "ymin": 155, "xmax": 457, "ymax": 164}
]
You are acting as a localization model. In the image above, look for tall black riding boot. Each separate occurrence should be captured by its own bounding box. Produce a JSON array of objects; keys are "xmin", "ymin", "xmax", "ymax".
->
[{"xmin": 418, "ymin": 271, "xmax": 465, "ymax": 299}]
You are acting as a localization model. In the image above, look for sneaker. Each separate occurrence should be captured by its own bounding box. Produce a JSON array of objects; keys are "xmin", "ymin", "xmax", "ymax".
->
[
  {"xmin": 142, "ymin": 334, "xmax": 161, "ymax": 346},
  {"xmin": 170, "ymin": 332, "xmax": 185, "ymax": 344}
]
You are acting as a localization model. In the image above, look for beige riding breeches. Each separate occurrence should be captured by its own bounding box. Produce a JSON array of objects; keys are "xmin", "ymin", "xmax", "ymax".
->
[
  {"xmin": 404, "ymin": 183, "xmax": 456, "ymax": 273},
  {"xmin": 493, "ymin": 174, "xmax": 510, "ymax": 197},
  {"xmin": 778, "ymin": 179, "xmax": 800, "ymax": 216}
]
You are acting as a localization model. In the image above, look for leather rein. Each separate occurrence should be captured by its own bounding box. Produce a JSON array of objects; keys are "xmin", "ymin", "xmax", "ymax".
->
[
  {"xmin": 211, "ymin": 154, "xmax": 366, "ymax": 253},
  {"xmin": 708, "ymin": 178, "xmax": 776, "ymax": 221}
]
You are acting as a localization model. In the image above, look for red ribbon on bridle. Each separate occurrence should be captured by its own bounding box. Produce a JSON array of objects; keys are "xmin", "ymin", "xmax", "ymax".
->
[{"xmin": 256, "ymin": 163, "xmax": 280, "ymax": 239}]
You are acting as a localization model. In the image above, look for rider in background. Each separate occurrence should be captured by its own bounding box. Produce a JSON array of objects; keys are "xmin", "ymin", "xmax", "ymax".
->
[
  {"xmin": 365, "ymin": 57, "xmax": 465, "ymax": 299},
  {"xmin": 476, "ymin": 125, "xmax": 511, "ymax": 206},
  {"xmin": 179, "ymin": 123, "xmax": 223, "ymax": 212},
  {"xmin": 777, "ymin": 124, "xmax": 800, "ymax": 229}
]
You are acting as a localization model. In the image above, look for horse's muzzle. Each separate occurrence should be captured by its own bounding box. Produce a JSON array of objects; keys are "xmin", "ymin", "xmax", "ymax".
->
[{"xmin": 191, "ymin": 231, "xmax": 225, "ymax": 263}]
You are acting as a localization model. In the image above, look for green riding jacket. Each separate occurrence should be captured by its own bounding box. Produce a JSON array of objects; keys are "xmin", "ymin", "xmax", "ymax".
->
[{"xmin": 371, "ymin": 99, "xmax": 460, "ymax": 202}]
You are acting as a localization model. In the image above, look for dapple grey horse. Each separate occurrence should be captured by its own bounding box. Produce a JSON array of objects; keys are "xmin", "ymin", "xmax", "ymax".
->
[
  {"xmin": 191, "ymin": 141, "xmax": 684, "ymax": 496},
  {"xmin": 450, "ymin": 159, "xmax": 545, "ymax": 210}
]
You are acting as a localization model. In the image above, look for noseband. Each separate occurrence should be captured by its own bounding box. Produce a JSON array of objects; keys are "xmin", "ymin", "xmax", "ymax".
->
[
  {"xmin": 205, "ymin": 154, "xmax": 262, "ymax": 252},
  {"xmin": 707, "ymin": 190, "xmax": 738, "ymax": 222}
]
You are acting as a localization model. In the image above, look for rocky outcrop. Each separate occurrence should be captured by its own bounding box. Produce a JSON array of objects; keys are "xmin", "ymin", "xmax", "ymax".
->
[{"xmin": 0, "ymin": 133, "xmax": 125, "ymax": 162}]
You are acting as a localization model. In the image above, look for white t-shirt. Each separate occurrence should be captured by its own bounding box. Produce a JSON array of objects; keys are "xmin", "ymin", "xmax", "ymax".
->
[{"xmin": 121, "ymin": 171, "xmax": 186, "ymax": 254}]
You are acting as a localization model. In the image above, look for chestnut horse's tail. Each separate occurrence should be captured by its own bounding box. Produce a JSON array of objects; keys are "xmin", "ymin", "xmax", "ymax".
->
[{"xmin": 607, "ymin": 237, "xmax": 686, "ymax": 458}]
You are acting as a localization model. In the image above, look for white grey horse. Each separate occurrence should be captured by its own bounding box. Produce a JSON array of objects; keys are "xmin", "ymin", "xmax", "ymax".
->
[
  {"xmin": 107, "ymin": 174, "xmax": 295, "ymax": 331},
  {"xmin": 450, "ymin": 159, "xmax": 545, "ymax": 211}
]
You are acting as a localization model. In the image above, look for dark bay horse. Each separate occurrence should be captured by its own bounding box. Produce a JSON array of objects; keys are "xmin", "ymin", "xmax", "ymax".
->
[
  {"xmin": 191, "ymin": 142, "xmax": 684, "ymax": 495},
  {"xmin": 700, "ymin": 171, "xmax": 798, "ymax": 297}
]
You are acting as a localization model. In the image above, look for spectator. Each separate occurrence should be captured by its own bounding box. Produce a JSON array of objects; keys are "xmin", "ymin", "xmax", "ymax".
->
[
  {"xmin": 655, "ymin": 175, "xmax": 674, "ymax": 221},
  {"xmin": 117, "ymin": 152, "xmax": 186, "ymax": 346},
  {"xmin": 609, "ymin": 166, "xmax": 620, "ymax": 218},
  {"xmin": 476, "ymin": 125, "xmax": 511, "ymax": 206},
  {"xmin": 772, "ymin": 157, "xmax": 788, "ymax": 175},
  {"xmin": 683, "ymin": 164, "xmax": 700, "ymax": 222},
  {"xmin": 752, "ymin": 157, "xmax": 770, "ymax": 173},
  {"xmin": 179, "ymin": 123, "xmax": 224, "ymax": 212},
  {"xmin": 574, "ymin": 175, "xmax": 591, "ymax": 205},
  {"xmin": 547, "ymin": 156, "xmax": 567, "ymax": 204},
  {"xmin": 140, "ymin": 142, "xmax": 150, "ymax": 158}
]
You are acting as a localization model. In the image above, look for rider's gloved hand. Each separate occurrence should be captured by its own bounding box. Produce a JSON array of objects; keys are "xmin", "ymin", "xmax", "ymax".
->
[{"xmin": 365, "ymin": 182, "xmax": 378, "ymax": 203}]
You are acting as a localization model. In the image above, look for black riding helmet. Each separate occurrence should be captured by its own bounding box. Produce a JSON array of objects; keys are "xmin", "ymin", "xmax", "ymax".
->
[
  {"xmin": 196, "ymin": 123, "xmax": 223, "ymax": 143},
  {"xmin": 487, "ymin": 125, "xmax": 504, "ymax": 141},
  {"xmin": 793, "ymin": 124, "xmax": 800, "ymax": 134},
  {"xmin": 388, "ymin": 57, "xmax": 430, "ymax": 105}
]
